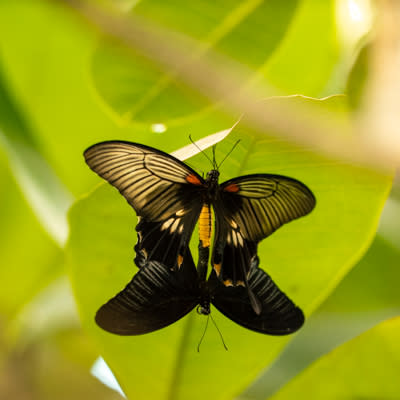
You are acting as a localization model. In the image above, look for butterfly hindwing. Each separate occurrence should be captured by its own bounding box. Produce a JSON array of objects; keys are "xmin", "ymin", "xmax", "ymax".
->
[
  {"xmin": 95, "ymin": 250, "xmax": 200, "ymax": 335},
  {"xmin": 212, "ymin": 174, "xmax": 316, "ymax": 284},
  {"xmin": 134, "ymin": 206, "xmax": 201, "ymax": 269},
  {"xmin": 209, "ymin": 257, "xmax": 304, "ymax": 335},
  {"xmin": 212, "ymin": 209, "xmax": 257, "ymax": 285}
]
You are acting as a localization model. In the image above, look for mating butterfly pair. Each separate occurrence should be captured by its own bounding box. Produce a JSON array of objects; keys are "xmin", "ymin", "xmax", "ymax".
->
[{"xmin": 84, "ymin": 141, "xmax": 315, "ymax": 336}]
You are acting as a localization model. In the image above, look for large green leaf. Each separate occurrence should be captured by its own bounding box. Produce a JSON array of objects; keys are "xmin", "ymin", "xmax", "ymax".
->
[
  {"xmin": 269, "ymin": 317, "xmax": 400, "ymax": 400},
  {"xmin": 242, "ymin": 234, "xmax": 400, "ymax": 399},
  {"xmin": 320, "ymin": 235, "xmax": 400, "ymax": 313},
  {"xmin": 67, "ymin": 95, "xmax": 391, "ymax": 400}
]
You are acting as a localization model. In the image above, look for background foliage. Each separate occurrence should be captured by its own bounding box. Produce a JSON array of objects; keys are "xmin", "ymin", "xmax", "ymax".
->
[{"xmin": 0, "ymin": 0, "xmax": 399, "ymax": 399}]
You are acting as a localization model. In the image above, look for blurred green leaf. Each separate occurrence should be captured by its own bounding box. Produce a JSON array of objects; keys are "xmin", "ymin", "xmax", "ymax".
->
[
  {"xmin": 0, "ymin": 0, "xmax": 125, "ymax": 197},
  {"xmin": 0, "ymin": 0, "xmax": 343, "ymax": 200},
  {"xmin": 8, "ymin": 277, "xmax": 79, "ymax": 349},
  {"xmin": 0, "ymin": 0, "xmax": 235, "ymax": 202},
  {"xmin": 0, "ymin": 152, "xmax": 62, "ymax": 322},
  {"xmin": 0, "ymin": 57, "xmax": 72, "ymax": 244},
  {"xmin": 0, "ymin": 61, "xmax": 36, "ymax": 147},
  {"xmin": 243, "ymin": 233, "xmax": 400, "ymax": 399},
  {"xmin": 378, "ymin": 196, "xmax": 400, "ymax": 250},
  {"xmin": 321, "ymin": 234, "xmax": 400, "ymax": 313},
  {"xmin": 67, "ymin": 95, "xmax": 391, "ymax": 400},
  {"xmin": 255, "ymin": 0, "xmax": 340, "ymax": 96},
  {"xmin": 270, "ymin": 317, "xmax": 400, "ymax": 400},
  {"xmin": 0, "ymin": 327, "xmax": 123, "ymax": 400},
  {"xmin": 91, "ymin": 0, "xmax": 300, "ymax": 123},
  {"xmin": 346, "ymin": 43, "xmax": 369, "ymax": 109},
  {"xmin": 91, "ymin": 0, "xmax": 342, "ymax": 125}
]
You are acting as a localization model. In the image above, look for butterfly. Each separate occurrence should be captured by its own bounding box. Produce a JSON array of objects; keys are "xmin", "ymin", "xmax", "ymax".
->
[{"xmin": 84, "ymin": 140, "xmax": 316, "ymax": 335}]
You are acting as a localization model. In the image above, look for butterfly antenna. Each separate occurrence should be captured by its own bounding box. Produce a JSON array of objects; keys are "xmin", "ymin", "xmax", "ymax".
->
[
  {"xmin": 217, "ymin": 139, "xmax": 241, "ymax": 170},
  {"xmin": 212, "ymin": 144, "xmax": 217, "ymax": 170},
  {"xmin": 210, "ymin": 314, "xmax": 228, "ymax": 351},
  {"xmin": 189, "ymin": 135, "xmax": 214, "ymax": 166},
  {"xmin": 197, "ymin": 314, "xmax": 210, "ymax": 353}
]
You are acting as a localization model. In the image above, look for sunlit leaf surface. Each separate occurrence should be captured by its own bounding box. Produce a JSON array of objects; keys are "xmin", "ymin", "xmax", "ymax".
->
[
  {"xmin": 243, "ymin": 234, "xmax": 400, "ymax": 399},
  {"xmin": 270, "ymin": 317, "xmax": 400, "ymax": 400},
  {"xmin": 67, "ymin": 96, "xmax": 391, "ymax": 400}
]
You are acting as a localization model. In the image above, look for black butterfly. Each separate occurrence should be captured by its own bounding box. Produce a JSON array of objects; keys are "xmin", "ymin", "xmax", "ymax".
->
[{"xmin": 84, "ymin": 141, "xmax": 316, "ymax": 335}]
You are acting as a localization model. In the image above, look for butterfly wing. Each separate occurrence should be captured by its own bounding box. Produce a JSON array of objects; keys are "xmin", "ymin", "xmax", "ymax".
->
[
  {"xmin": 84, "ymin": 141, "xmax": 204, "ymax": 269},
  {"xmin": 95, "ymin": 250, "xmax": 200, "ymax": 335},
  {"xmin": 209, "ymin": 258, "xmax": 304, "ymax": 335},
  {"xmin": 212, "ymin": 174, "xmax": 316, "ymax": 284},
  {"xmin": 220, "ymin": 174, "xmax": 316, "ymax": 240}
]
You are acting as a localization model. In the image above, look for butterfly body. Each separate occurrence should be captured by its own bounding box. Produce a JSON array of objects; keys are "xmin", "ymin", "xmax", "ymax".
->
[{"xmin": 85, "ymin": 141, "xmax": 315, "ymax": 335}]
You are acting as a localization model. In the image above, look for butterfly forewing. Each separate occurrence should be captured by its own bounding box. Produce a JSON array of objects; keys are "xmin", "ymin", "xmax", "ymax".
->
[
  {"xmin": 84, "ymin": 141, "xmax": 204, "ymax": 221},
  {"xmin": 220, "ymin": 174, "xmax": 316, "ymax": 241},
  {"xmin": 85, "ymin": 141, "xmax": 204, "ymax": 269},
  {"xmin": 211, "ymin": 174, "xmax": 315, "ymax": 285}
]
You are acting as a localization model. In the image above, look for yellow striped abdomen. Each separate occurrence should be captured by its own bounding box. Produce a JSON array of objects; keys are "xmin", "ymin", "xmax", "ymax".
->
[{"xmin": 199, "ymin": 203, "xmax": 211, "ymax": 248}]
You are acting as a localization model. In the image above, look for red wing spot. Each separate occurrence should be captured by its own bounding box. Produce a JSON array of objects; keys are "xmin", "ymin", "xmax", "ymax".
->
[
  {"xmin": 224, "ymin": 183, "xmax": 240, "ymax": 193},
  {"xmin": 186, "ymin": 173, "xmax": 202, "ymax": 185}
]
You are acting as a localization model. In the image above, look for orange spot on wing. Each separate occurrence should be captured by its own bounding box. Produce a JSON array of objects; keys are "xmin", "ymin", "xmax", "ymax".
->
[
  {"xmin": 213, "ymin": 263, "xmax": 221, "ymax": 276},
  {"xmin": 177, "ymin": 254, "xmax": 184, "ymax": 268},
  {"xmin": 224, "ymin": 183, "xmax": 239, "ymax": 193},
  {"xmin": 186, "ymin": 173, "xmax": 202, "ymax": 185}
]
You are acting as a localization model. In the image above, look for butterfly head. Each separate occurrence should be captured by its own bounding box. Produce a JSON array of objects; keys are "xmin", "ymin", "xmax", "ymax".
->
[
  {"xmin": 205, "ymin": 169, "xmax": 220, "ymax": 183},
  {"xmin": 196, "ymin": 302, "xmax": 211, "ymax": 316},
  {"xmin": 205, "ymin": 169, "xmax": 220, "ymax": 198}
]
